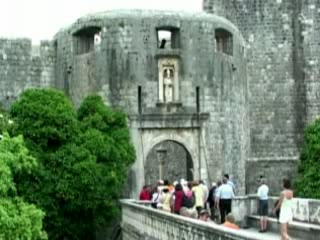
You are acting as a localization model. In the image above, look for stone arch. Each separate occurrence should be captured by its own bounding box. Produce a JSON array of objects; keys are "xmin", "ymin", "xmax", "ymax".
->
[
  {"xmin": 142, "ymin": 131, "xmax": 199, "ymax": 184},
  {"xmin": 145, "ymin": 140, "xmax": 194, "ymax": 185}
]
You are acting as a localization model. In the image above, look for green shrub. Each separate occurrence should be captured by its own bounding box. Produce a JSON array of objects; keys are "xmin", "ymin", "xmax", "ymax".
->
[
  {"xmin": 11, "ymin": 90, "xmax": 135, "ymax": 239},
  {"xmin": 0, "ymin": 133, "xmax": 47, "ymax": 240},
  {"xmin": 295, "ymin": 118, "xmax": 320, "ymax": 199}
]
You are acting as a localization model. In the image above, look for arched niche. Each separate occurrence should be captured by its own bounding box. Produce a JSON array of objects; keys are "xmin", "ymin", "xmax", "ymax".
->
[
  {"xmin": 158, "ymin": 57, "xmax": 179, "ymax": 103},
  {"xmin": 215, "ymin": 28, "xmax": 233, "ymax": 56}
]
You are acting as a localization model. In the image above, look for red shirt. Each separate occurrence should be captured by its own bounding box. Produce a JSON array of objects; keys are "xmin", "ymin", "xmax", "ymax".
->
[
  {"xmin": 139, "ymin": 190, "xmax": 150, "ymax": 201},
  {"xmin": 174, "ymin": 190, "xmax": 184, "ymax": 212}
]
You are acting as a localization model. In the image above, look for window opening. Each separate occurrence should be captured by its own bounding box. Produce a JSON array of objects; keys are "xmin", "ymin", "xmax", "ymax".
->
[
  {"xmin": 157, "ymin": 27, "xmax": 180, "ymax": 49},
  {"xmin": 138, "ymin": 86, "xmax": 142, "ymax": 115},
  {"xmin": 73, "ymin": 27, "xmax": 102, "ymax": 55},
  {"xmin": 215, "ymin": 29, "xmax": 233, "ymax": 56},
  {"xmin": 196, "ymin": 86, "xmax": 200, "ymax": 113}
]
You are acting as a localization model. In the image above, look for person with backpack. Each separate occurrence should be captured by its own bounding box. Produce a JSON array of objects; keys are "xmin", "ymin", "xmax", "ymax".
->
[
  {"xmin": 173, "ymin": 183, "xmax": 184, "ymax": 214},
  {"xmin": 151, "ymin": 186, "xmax": 161, "ymax": 209},
  {"xmin": 180, "ymin": 182, "xmax": 197, "ymax": 218}
]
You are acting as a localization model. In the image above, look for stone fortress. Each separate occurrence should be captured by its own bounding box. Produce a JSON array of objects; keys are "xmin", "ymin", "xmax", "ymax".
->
[{"xmin": 1, "ymin": 0, "xmax": 319, "ymax": 198}]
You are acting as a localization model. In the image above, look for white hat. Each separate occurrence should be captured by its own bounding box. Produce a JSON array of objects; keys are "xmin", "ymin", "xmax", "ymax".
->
[
  {"xmin": 212, "ymin": 182, "xmax": 217, "ymax": 187},
  {"xmin": 180, "ymin": 179, "xmax": 187, "ymax": 185},
  {"xmin": 157, "ymin": 180, "xmax": 164, "ymax": 185}
]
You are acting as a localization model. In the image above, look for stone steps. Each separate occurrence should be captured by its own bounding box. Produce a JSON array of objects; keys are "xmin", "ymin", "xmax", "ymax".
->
[{"xmin": 247, "ymin": 215, "xmax": 320, "ymax": 240}]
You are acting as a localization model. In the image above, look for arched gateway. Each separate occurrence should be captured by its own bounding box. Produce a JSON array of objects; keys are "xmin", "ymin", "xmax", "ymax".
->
[{"xmin": 145, "ymin": 140, "xmax": 193, "ymax": 185}]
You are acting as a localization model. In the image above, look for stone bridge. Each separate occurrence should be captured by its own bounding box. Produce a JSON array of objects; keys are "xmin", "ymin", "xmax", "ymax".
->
[{"xmin": 120, "ymin": 196, "xmax": 320, "ymax": 240}]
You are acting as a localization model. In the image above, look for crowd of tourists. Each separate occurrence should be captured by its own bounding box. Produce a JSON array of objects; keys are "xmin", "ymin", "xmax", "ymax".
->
[
  {"xmin": 139, "ymin": 174, "xmax": 239, "ymax": 230},
  {"xmin": 140, "ymin": 176, "xmax": 294, "ymax": 240}
]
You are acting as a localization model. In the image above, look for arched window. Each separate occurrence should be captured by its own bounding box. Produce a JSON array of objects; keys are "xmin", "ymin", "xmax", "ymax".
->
[
  {"xmin": 73, "ymin": 27, "xmax": 101, "ymax": 55},
  {"xmin": 215, "ymin": 28, "xmax": 233, "ymax": 56}
]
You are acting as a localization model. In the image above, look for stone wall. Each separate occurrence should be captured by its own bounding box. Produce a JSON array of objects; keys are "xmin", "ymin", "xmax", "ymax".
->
[
  {"xmin": 300, "ymin": 0, "xmax": 320, "ymax": 123},
  {"xmin": 203, "ymin": 0, "xmax": 313, "ymax": 192},
  {"xmin": 245, "ymin": 158, "xmax": 298, "ymax": 195},
  {"xmin": 54, "ymin": 10, "xmax": 249, "ymax": 197},
  {"xmin": 0, "ymin": 38, "xmax": 55, "ymax": 108},
  {"xmin": 204, "ymin": 0, "xmax": 303, "ymax": 158}
]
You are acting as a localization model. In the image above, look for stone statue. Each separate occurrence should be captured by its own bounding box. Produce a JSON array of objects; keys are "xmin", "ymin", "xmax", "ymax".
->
[{"xmin": 163, "ymin": 68, "xmax": 174, "ymax": 102}]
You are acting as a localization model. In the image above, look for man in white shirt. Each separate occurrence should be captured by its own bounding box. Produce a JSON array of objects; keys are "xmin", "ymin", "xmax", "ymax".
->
[
  {"xmin": 224, "ymin": 174, "xmax": 235, "ymax": 193},
  {"xmin": 216, "ymin": 177, "xmax": 235, "ymax": 223},
  {"xmin": 257, "ymin": 178, "xmax": 269, "ymax": 232}
]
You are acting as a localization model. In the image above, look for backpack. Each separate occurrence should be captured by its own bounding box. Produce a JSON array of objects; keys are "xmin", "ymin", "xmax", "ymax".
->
[
  {"xmin": 151, "ymin": 193, "xmax": 160, "ymax": 209},
  {"xmin": 182, "ymin": 192, "xmax": 195, "ymax": 208}
]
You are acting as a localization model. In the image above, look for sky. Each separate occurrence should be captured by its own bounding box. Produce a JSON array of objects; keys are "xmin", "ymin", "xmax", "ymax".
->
[{"xmin": 0, "ymin": 0, "xmax": 202, "ymax": 44}]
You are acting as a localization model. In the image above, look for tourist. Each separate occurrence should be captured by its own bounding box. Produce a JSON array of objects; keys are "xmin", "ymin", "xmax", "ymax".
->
[
  {"xmin": 223, "ymin": 213, "xmax": 240, "ymax": 230},
  {"xmin": 160, "ymin": 186, "xmax": 172, "ymax": 212},
  {"xmin": 207, "ymin": 182, "xmax": 217, "ymax": 221},
  {"xmin": 180, "ymin": 182, "xmax": 197, "ymax": 218},
  {"xmin": 151, "ymin": 186, "xmax": 161, "ymax": 209},
  {"xmin": 214, "ymin": 181, "xmax": 222, "ymax": 222},
  {"xmin": 156, "ymin": 179, "xmax": 165, "ymax": 193},
  {"xmin": 224, "ymin": 174, "xmax": 235, "ymax": 193},
  {"xmin": 139, "ymin": 185, "xmax": 151, "ymax": 201},
  {"xmin": 180, "ymin": 179, "xmax": 188, "ymax": 193},
  {"xmin": 192, "ymin": 180, "xmax": 204, "ymax": 216},
  {"xmin": 273, "ymin": 179, "xmax": 294, "ymax": 240},
  {"xmin": 173, "ymin": 183, "xmax": 184, "ymax": 214},
  {"xmin": 164, "ymin": 179, "xmax": 175, "ymax": 193},
  {"xmin": 257, "ymin": 178, "xmax": 269, "ymax": 233},
  {"xmin": 199, "ymin": 209, "xmax": 214, "ymax": 223},
  {"xmin": 200, "ymin": 180, "xmax": 209, "ymax": 204},
  {"xmin": 216, "ymin": 176, "xmax": 234, "ymax": 223}
]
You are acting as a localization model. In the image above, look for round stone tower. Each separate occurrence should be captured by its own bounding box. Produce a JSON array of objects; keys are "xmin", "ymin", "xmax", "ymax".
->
[{"xmin": 54, "ymin": 10, "xmax": 248, "ymax": 197}]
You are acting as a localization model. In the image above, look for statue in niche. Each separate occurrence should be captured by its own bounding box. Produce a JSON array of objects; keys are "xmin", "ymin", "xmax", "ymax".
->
[{"xmin": 163, "ymin": 68, "xmax": 174, "ymax": 102}]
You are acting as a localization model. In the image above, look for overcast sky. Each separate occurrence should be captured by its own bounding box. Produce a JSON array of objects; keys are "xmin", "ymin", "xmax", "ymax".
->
[{"xmin": 0, "ymin": 0, "xmax": 202, "ymax": 44}]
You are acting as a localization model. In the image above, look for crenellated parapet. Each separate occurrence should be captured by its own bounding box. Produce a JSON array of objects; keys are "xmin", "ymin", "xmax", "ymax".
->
[{"xmin": 0, "ymin": 38, "xmax": 55, "ymax": 108}]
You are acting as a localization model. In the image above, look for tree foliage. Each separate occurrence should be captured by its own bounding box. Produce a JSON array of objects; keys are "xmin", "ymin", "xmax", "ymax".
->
[
  {"xmin": 0, "ymin": 106, "xmax": 15, "ymax": 135},
  {"xmin": 10, "ymin": 89, "xmax": 135, "ymax": 239},
  {"xmin": 0, "ymin": 133, "xmax": 47, "ymax": 240},
  {"xmin": 295, "ymin": 118, "xmax": 320, "ymax": 199}
]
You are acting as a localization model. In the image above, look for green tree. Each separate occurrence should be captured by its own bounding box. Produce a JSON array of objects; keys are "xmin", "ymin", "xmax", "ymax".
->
[
  {"xmin": 0, "ymin": 133, "xmax": 47, "ymax": 240},
  {"xmin": 11, "ymin": 89, "xmax": 135, "ymax": 239},
  {"xmin": 295, "ymin": 118, "xmax": 320, "ymax": 199},
  {"xmin": 0, "ymin": 106, "xmax": 15, "ymax": 134}
]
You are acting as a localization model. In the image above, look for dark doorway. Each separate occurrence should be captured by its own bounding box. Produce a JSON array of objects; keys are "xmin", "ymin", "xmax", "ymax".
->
[{"xmin": 145, "ymin": 140, "xmax": 193, "ymax": 185}]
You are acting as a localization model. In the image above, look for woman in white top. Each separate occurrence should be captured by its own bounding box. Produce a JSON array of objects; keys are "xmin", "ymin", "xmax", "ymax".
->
[
  {"xmin": 160, "ymin": 187, "xmax": 172, "ymax": 212},
  {"xmin": 273, "ymin": 179, "xmax": 294, "ymax": 240}
]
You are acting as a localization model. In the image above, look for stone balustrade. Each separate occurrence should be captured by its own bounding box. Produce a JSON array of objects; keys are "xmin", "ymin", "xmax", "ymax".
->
[
  {"xmin": 232, "ymin": 195, "xmax": 320, "ymax": 225},
  {"xmin": 121, "ymin": 199, "xmax": 260, "ymax": 240},
  {"xmin": 121, "ymin": 196, "xmax": 320, "ymax": 240}
]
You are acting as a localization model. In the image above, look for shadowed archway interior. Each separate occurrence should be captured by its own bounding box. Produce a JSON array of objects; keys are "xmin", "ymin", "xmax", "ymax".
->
[{"xmin": 145, "ymin": 140, "xmax": 193, "ymax": 185}]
